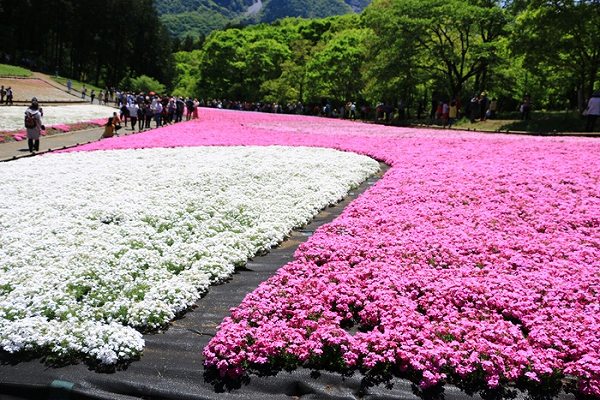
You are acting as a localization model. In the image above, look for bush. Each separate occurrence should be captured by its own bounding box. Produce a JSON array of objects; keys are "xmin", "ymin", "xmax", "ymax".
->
[{"xmin": 122, "ymin": 75, "xmax": 166, "ymax": 95}]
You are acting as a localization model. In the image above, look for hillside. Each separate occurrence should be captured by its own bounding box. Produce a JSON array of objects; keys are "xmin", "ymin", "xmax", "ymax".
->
[{"xmin": 156, "ymin": 0, "xmax": 371, "ymax": 37}]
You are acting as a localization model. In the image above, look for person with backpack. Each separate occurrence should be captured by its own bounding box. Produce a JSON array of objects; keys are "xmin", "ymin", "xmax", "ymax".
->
[{"xmin": 24, "ymin": 98, "xmax": 44, "ymax": 152}]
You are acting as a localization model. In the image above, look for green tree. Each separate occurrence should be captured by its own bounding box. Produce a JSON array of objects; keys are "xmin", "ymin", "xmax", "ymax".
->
[
  {"xmin": 363, "ymin": 0, "xmax": 508, "ymax": 99},
  {"xmin": 305, "ymin": 28, "xmax": 369, "ymax": 102},
  {"xmin": 198, "ymin": 29, "xmax": 249, "ymax": 99},
  {"xmin": 172, "ymin": 51, "xmax": 203, "ymax": 97},
  {"xmin": 244, "ymin": 39, "xmax": 291, "ymax": 101},
  {"xmin": 512, "ymin": 0, "xmax": 600, "ymax": 109},
  {"xmin": 125, "ymin": 75, "xmax": 167, "ymax": 94}
]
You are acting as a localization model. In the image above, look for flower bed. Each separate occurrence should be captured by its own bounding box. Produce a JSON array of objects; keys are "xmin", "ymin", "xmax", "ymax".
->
[
  {"xmin": 0, "ymin": 104, "xmax": 114, "ymax": 139},
  {"xmin": 5, "ymin": 119, "xmax": 106, "ymax": 142},
  {"xmin": 36, "ymin": 110, "xmax": 600, "ymax": 396},
  {"xmin": 0, "ymin": 145, "xmax": 379, "ymax": 365}
]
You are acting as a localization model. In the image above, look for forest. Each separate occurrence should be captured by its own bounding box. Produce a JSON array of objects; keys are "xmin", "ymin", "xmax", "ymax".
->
[
  {"xmin": 172, "ymin": 0, "xmax": 600, "ymax": 113},
  {"xmin": 0, "ymin": 0, "xmax": 172, "ymax": 89},
  {"xmin": 0, "ymin": 0, "xmax": 598, "ymax": 113}
]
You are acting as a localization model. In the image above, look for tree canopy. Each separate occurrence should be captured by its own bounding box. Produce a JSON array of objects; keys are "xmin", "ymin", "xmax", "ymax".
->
[
  {"xmin": 172, "ymin": 0, "xmax": 599, "ymax": 112},
  {"xmin": 1, "ymin": 0, "xmax": 598, "ymax": 111}
]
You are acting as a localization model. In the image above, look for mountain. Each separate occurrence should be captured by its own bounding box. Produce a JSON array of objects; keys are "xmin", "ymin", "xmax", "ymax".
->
[{"xmin": 155, "ymin": 0, "xmax": 371, "ymax": 37}]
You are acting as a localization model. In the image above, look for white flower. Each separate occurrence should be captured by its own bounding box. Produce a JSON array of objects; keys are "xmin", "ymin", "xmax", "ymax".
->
[
  {"xmin": 0, "ymin": 105, "xmax": 114, "ymax": 131},
  {"xmin": 0, "ymin": 146, "xmax": 379, "ymax": 364}
]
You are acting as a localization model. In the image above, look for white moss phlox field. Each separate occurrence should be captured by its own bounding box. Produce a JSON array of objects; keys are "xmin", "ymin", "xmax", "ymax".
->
[
  {"xmin": 0, "ymin": 104, "xmax": 115, "ymax": 132},
  {"xmin": 0, "ymin": 146, "xmax": 379, "ymax": 364}
]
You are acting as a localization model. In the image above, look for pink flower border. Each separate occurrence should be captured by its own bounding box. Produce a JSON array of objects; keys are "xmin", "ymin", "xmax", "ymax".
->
[{"xmin": 5, "ymin": 119, "xmax": 106, "ymax": 142}]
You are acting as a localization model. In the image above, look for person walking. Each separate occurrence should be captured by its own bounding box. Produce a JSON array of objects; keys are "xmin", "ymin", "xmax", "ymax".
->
[
  {"xmin": 185, "ymin": 98, "xmax": 194, "ymax": 121},
  {"xmin": 90, "ymin": 90, "xmax": 96, "ymax": 104},
  {"xmin": 127, "ymin": 102, "xmax": 139, "ymax": 131},
  {"xmin": 153, "ymin": 99, "xmax": 163, "ymax": 128},
  {"xmin": 24, "ymin": 98, "xmax": 43, "ymax": 152},
  {"xmin": 469, "ymin": 94, "xmax": 480, "ymax": 123},
  {"xmin": 144, "ymin": 102, "xmax": 153, "ymax": 129},
  {"xmin": 441, "ymin": 100, "xmax": 450, "ymax": 128},
  {"xmin": 448, "ymin": 100, "xmax": 458, "ymax": 128},
  {"xmin": 479, "ymin": 92, "xmax": 489, "ymax": 121},
  {"xmin": 520, "ymin": 94, "xmax": 531, "ymax": 120},
  {"xmin": 67, "ymin": 79, "xmax": 72, "ymax": 93},
  {"xmin": 192, "ymin": 98, "xmax": 200, "ymax": 119},
  {"xmin": 5, "ymin": 87, "xmax": 13, "ymax": 105},
  {"xmin": 81, "ymin": 85, "xmax": 87, "ymax": 100},
  {"xmin": 137, "ymin": 105, "xmax": 144, "ymax": 132},
  {"xmin": 0, "ymin": 85, "xmax": 5, "ymax": 104},
  {"xmin": 584, "ymin": 91, "xmax": 600, "ymax": 132},
  {"xmin": 175, "ymin": 97, "xmax": 184, "ymax": 122}
]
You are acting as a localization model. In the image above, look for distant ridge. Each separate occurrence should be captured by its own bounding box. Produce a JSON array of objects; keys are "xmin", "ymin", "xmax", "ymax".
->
[{"xmin": 155, "ymin": 0, "xmax": 371, "ymax": 37}]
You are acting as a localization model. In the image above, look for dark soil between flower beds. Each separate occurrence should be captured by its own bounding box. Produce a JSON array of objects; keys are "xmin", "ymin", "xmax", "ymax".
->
[{"xmin": 0, "ymin": 162, "xmax": 576, "ymax": 400}]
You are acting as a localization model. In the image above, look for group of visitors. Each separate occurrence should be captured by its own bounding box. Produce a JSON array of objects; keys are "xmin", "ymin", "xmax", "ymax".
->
[
  {"xmin": 464, "ymin": 92, "xmax": 498, "ymax": 123},
  {"xmin": 15, "ymin": 83, "xmax": 600, "ymax": 155},
  {"xmin": 0, "ymin": 85, "xmax": 14, "ymax": 105},
  {"xmin": 432, "ymin": 99, "xmax": 461, "ymax": 128},
  {"xmin": 101, "ymin": 93, "xmax": 200, "ymax": 139}
]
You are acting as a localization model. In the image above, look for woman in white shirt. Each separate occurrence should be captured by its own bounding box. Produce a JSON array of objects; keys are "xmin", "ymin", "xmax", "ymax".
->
[{"xmin": 585, "ymin": 91, "xmax": 600, "ymax": 132}]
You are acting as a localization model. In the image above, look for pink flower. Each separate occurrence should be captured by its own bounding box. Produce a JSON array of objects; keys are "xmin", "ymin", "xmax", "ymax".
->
[{"xmin": 67, "ymin": 108, "xmax": 600, "ymax": 396}]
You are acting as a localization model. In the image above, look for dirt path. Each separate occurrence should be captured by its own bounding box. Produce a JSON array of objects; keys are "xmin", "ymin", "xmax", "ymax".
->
[{"xmin": 0, "ymin": 73, "xmax": 85, "ymax": 104}]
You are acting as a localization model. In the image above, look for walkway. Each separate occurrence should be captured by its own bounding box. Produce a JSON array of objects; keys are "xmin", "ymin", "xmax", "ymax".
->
[{"xmin": 0, "ymin": 127, "xmax": 143, "ymax": 162}]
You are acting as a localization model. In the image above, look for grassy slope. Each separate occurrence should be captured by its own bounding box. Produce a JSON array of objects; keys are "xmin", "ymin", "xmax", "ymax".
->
[
  {"xmin": 52, "ymin": 77, "xmax": 105, "ymax": 97},
  {"xmin": 0, "ymin": 64, "xmax": 33, "ymax": 78}
]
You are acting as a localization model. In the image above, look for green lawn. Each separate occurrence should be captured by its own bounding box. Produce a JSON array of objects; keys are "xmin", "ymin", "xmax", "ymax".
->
[
  {"xmin": 449, "ymin": 111, "xmax": 593, "ymax": 133},
  {"xmin": 0, "ymin": 64, "xmax": 33, "ymax": 77},
  {"xmin": 52, "ymin": 76, "xmax": 105, "ymax": 96}
]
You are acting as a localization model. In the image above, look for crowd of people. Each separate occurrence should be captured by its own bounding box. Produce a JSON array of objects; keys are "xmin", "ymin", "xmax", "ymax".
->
[
  {"xmin": 100, "ymin": 92, "xmax": 201, "ymax": 139},
  {"xmin": 11, "ymin": 81, "xmax": 600, "ymax": 155}
]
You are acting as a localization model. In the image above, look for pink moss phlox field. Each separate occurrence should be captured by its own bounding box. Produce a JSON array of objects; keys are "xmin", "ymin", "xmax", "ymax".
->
[{"xmin": 70, "ymin": 109, "xmax": 600, "ymax": 396}]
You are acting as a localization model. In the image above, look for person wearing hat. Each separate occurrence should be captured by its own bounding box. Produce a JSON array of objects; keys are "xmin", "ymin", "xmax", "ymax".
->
[
  {"xmin": 24, "ymin": 98, "xmax": 44, "ymax": 152},
  {"xmin": 584, "ymin": 91, "xmax": 600, "ymax": 132}
]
